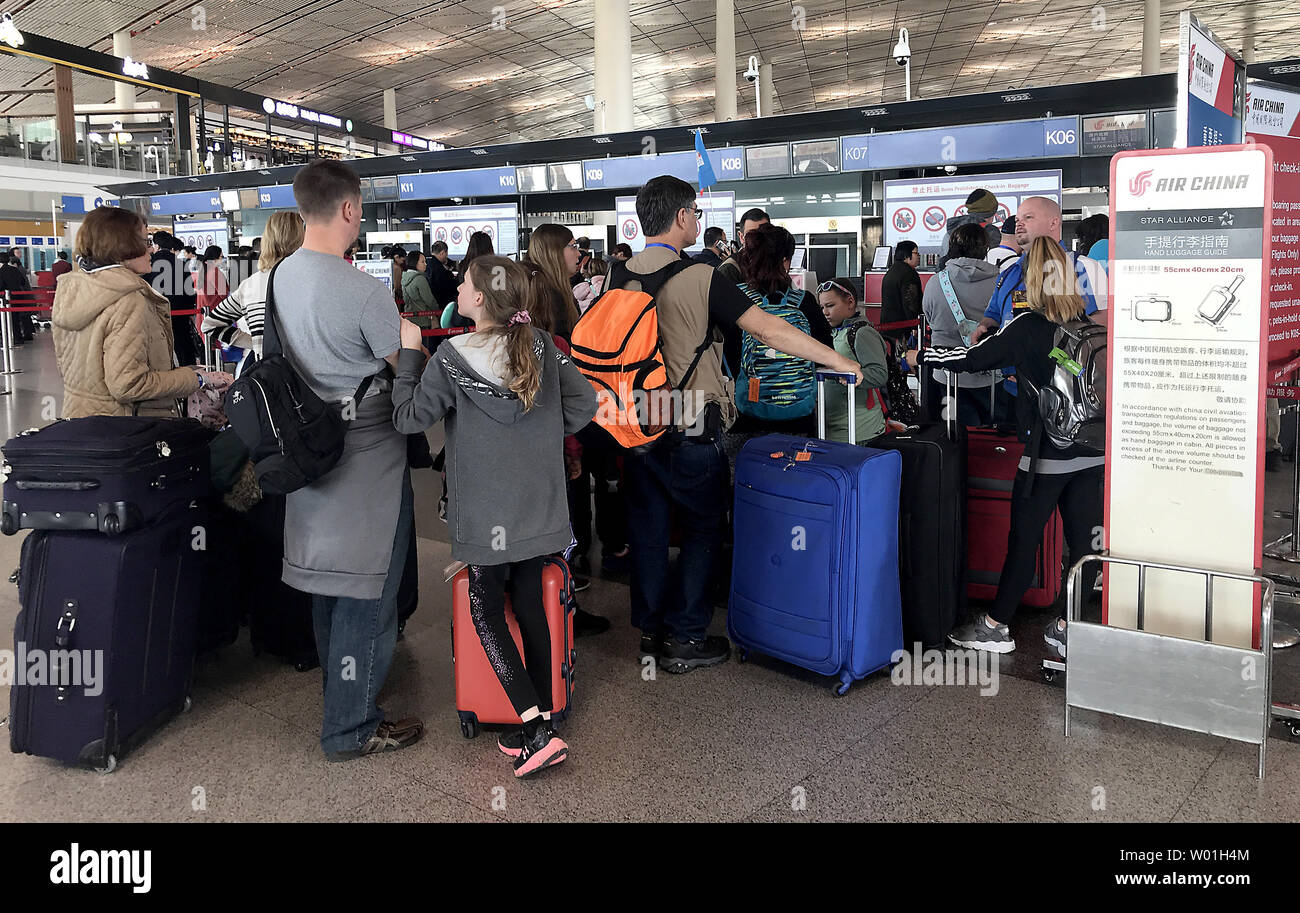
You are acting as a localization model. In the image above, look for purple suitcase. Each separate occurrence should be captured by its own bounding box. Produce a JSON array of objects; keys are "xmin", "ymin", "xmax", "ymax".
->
[{"xmin": 8, "ymin": 499, "xmax": 204, "ymax": 771}]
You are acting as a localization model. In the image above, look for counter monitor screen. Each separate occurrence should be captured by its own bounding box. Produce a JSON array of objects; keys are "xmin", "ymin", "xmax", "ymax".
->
[
  {"xmin": 745, "ymin": 143, "xmax": 791, "ymax": 178},
  {"xmin": 548, "ymin": 162, "xmax": 583, "ymax": 192},
  {"xmin": 370, "ymin": 176, "xmax": 399, "ymax": 202},
  {"xmin": 871, "ymin": 246, "xmax": 892, "ymax": 270},
  {"xmin": 790, "ymin": 247, "xmax": 806, "ymax": 270},
  {"xmin": 516, "ymin": 165, "xmax": 548, "ymax": 193},
  {"xmin": 792, "ymin": 140, "xmax": 839, "ymax": 174},
  {"xmin": 219, "ymin": 190, "xmax": 240, "ymax": 212}
]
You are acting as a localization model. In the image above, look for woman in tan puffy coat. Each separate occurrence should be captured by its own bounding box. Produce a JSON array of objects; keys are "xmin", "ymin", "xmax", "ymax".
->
[{"xmin": 53, "ymin": 207, "xmax": 216, "ymax": 418}]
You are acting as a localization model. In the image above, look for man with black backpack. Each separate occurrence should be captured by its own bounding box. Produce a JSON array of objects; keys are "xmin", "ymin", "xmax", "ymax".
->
[
  {"xmin": 269, "ymin": 160, "xmax": 424, "ymax": 760},
  {"xmin": 602, "ymin": 176, "xmax": 862, "ymax": 674}
]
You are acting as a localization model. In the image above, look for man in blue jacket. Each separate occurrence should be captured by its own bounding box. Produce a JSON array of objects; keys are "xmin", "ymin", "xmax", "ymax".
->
[{"xmin": 970, "ymin": 196, "xmax": 1098, "ymax": 395}]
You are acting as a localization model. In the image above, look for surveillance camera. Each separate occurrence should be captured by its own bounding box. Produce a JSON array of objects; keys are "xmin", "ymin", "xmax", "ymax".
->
[
  {"xmin": 893, "ymin": 27, "xmax": 911, "ymax": 66},
  {"xmin": 943, "ymin": 165, "xmax": 957, "ymax": 175},
  {"xmin": 744, "ymin": 54, "xmax": 760, "ymax": 84}
]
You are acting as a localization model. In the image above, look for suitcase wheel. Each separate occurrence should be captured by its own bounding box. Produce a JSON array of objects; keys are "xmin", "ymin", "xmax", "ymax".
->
[
  {"xmin": 457, "ymin": 711, "xmax": 479, "ymax": 740},
  {"xmin": 737, "ymin": 648, "xmax": 749, "ymax": 664},
  {"xmin": 93, "ymin": 754, "xmax": 117, "ymax": 775},
  {"xmin": 183, "ymin": 695, "xmax": 193, "ymax": 713},
  {"xmin": 833, "ymin": 675, "xmax": 852, "ymax": 698},
  {"xmin": 102, "ymin": 513, "xmax": 121, "ymax": 535},
  {"xmin": 1, "ymin": 513, "xmax": 14, "ymax": 536}
]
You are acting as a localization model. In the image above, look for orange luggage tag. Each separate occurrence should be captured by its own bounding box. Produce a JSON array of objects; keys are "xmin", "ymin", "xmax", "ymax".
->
[{"xmin": 748, "ymin": 377, "xmax": 761, "ymax": 402}]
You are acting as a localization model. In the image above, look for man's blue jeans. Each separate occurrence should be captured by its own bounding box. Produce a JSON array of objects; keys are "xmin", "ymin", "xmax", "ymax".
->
[
  {"xmin": 624, "ymin": 434, "xmax": 728, "ymax": 642},
  {"xmin": 311, "ymin": 475, "xmax": 414, "ymax": 755}
]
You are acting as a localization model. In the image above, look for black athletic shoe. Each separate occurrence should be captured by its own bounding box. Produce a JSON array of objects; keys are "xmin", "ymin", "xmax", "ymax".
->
[
  {"xmin": 573, "ymin": 607, "xmax": 610, "ymax": 637},
  {"xmin": 659, "ymin": 635, "xmax": 731, "ymax": 674},
  {"xmin": 573, "ymin": 576, "xmax": 591, "ymax": 593},
  {"xmin": 639, "ymin": 632, "xmax": 665, "ymax": 662}
]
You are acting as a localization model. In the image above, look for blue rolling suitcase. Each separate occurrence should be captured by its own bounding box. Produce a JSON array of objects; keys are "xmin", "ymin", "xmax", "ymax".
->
[{"xmin": 728, "ymin": 373, "xmax": 904, "ymax": 696}]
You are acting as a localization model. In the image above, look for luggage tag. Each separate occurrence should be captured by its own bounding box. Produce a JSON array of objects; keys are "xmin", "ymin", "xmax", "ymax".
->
[
  {"xmin": 748, "ymin": 377, "xmax": 761, "ymax": 402},
  {"xmin": 1049, "ymin": 347, "xmax": 1083, "ymax": 376}
]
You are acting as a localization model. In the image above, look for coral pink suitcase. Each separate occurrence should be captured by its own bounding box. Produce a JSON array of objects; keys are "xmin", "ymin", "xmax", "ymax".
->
[{"xmin": 451, "ymin": 557, "xmax": 575, "ymax": 739}]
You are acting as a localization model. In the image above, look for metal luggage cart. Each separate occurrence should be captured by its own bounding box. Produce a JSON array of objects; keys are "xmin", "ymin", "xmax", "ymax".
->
[{"xmin": 1044, "ymin": 553, "xmax": 1299, "ymax": 779}]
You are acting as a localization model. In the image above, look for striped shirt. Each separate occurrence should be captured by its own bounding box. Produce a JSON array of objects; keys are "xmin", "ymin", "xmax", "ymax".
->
[{"xmin": 202, "ymin": 268, "xmax": 268, "ymax": 357}]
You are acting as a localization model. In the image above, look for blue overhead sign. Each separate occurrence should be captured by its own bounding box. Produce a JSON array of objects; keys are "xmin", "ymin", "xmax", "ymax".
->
[
  {"xmin": 257, "ymin": 185, "xmax": 296, "ymax": 209},
  {"xmin": 398, "ymin": 167, "xmax": 517, "ymax": 200},
  {"xmin": 582, "ymin": 149, "xmax": 744, "ymax": 190},
  {"xmin": 149, "ymin": 191, "xmax": 223, "ymax": 215},
  {"xmin": 841, "ymin": 117, "xmax": 1081, "ymax": 171}
]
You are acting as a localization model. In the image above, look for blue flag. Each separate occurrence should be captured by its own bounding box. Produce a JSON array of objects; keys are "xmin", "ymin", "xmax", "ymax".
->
[{"xmin": 695, "ymin": 131, "xmax": 718, "ymax": 191}]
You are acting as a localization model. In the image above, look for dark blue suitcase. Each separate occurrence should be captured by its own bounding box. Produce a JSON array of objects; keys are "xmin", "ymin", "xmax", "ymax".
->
[
  {"xmin": 9, "ymin": 499, "xmax": 203, "ymax": 771},
  {"xmin": 728, "ymin": 429, "xmax": 904, "ymax": 696},
  {"xmin": 1, "ymin": 416, "xmax": 212, "ymax": 537}
]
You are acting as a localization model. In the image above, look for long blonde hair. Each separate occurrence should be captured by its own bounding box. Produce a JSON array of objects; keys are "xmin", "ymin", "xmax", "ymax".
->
[
  {"xmin": 1024, "ymin": 236, "xmax": 1087, "ymax": 324},
  {"xmin": 467, "ymin": 256, "xmax": 543, "ymax": 411},
  {"xmin": 259, "ymin": 211, "xmax": 304, "ymax": 271}
]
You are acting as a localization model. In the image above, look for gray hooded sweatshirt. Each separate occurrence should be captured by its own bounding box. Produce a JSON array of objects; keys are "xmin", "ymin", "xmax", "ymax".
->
[
  {"xmin": 921, "ymin": 256, "xmax": 1001, "ymax": 389},
  {"xmin": 392, "ymin": 327, "xmax": 597, "ymax": 565}
]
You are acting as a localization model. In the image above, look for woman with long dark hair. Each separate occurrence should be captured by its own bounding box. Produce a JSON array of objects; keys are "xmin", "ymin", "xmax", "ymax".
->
[
  {"xmin": 441, "ymin": 232, "xmax": 494, "ymax": 329},
  {"xmin": 723, "ymin": 222, "xmax": 833, "ymax": 460}
]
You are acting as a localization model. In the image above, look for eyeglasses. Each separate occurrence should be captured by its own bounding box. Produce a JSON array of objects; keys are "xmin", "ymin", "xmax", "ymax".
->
[
  {"xmin": 818, "ymin": 280, "xmax": 853, "ymax": 298},
  {"xmin": 565, "ymin": 241, "xmax": 580, "ymax": 250}
]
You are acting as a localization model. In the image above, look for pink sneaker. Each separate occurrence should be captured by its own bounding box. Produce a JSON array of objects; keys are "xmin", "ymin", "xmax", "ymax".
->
[
  {"xmin": 512, "ymin": 726, "xmax": 569, "ymax": 778},
  {"xmin": 497, "ymin": 729, "xmax": 525, "ymax": 758}
]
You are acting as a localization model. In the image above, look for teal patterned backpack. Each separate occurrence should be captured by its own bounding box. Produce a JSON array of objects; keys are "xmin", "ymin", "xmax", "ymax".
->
[{"xmin": 734, "ymin": 284, "xmax": 817, "ymax": 421}]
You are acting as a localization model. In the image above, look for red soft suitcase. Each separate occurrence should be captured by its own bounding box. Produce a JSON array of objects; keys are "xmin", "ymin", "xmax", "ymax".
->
[
  {"xmin": 965, "ymin": 429, "xmax": 1064, "ymax": 608},
  {"xmin": 451, "ymin": 556, "xmax": 576, "ymax": 739}
]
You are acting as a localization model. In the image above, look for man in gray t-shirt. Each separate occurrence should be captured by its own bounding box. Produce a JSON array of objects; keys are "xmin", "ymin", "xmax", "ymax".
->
[
  {"xmin": 275, "ymin": 160, "xmax": 425, "ymax": 761},
  {"xmin": 273, "ymin": 247, "xmax": 399, "ymax": 402}
]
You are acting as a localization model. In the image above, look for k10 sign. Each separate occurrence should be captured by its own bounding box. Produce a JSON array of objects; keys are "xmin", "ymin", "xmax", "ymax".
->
[{"xmin": 841, "ymin": 117, "xmax": 1079, "ymax": 171}]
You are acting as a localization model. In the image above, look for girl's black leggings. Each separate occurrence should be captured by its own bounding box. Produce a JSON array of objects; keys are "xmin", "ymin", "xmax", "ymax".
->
[{"xmin": 466, "ymin": 557, "xmax": 553, "ymax": 717}]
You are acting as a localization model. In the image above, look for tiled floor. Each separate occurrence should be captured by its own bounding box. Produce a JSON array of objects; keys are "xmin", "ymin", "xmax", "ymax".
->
[{"xmin": 0, "ymin": 330, "xmax": 1297, "ymax": 822}]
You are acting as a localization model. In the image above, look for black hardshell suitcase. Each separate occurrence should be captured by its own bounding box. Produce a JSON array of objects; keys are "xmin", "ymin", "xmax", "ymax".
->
[
  {"xmin": 9, "ymin": 500, "xmax": 204, "ymax": 771},
  {"xmin": 870, "ymin": 421, "xmax": 967, "ymax": 647},
  {"xmin": 1, "ymin": 416, "xmax": 212, "ymax": 536},
  {"xmin": 245, "ymin": 494, "xmax": 319, "ymax": 671}
]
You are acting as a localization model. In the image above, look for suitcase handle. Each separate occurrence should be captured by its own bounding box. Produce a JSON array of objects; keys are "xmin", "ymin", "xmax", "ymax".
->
[
  {"xmin": 815, "ymin": 372, "xmax": 857, "ymax": 444},
  {"xmin": 13, "ymin": 479, "xmax": 100, "ymax": 491}
]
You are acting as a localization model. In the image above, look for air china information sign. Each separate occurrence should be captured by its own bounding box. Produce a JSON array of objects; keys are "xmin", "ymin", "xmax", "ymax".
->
[
  {"xmin": 841, "ymin": 117, "xmax": 1078, "ymax": 171},
  {"xmin": 1107, "ymin": 145, "xmax": 1272, "ymax": 648},
  {"xmin": 1176, "ymin": 12, "xmax": 1244, "ymax": 148},
  {"xmin": 1244, "ymin": 81, "xmax": 1300, "ymax": 383},
  {"xmin": 883, "ymin": 170, "xmax": 1061, "ymax": 254}
]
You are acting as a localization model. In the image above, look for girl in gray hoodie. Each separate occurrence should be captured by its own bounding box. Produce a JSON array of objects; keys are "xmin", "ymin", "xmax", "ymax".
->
[{"xmin": 392, "ymin": 255, "xmax": 596, "ymax": 778}]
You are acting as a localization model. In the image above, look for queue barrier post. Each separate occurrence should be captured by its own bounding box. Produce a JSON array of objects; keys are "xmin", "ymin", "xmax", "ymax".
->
[
  {"xmin": 0, "ymin": 293, "xmax": 18, "ymax": 379},
  {"xmin": 1051, "ymin": 554, "xmax": 1288, "ymax": 778}
]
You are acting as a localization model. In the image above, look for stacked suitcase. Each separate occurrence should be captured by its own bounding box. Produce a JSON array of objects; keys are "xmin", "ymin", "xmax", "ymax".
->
[{"xmin": 3, "ymin": 416, "xmax": 212, "ymax": 771}]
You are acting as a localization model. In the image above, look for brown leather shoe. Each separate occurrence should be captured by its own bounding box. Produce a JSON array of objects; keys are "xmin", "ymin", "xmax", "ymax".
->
[{"xmin": 327, "ymin": 717, "xmax": 424, "ymax": 761}]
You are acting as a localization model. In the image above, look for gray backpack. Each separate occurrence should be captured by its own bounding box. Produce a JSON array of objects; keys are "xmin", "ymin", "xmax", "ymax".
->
[{"xmin": 1022, "ymin": 317, "xmax": 1106, "ymax": 454}]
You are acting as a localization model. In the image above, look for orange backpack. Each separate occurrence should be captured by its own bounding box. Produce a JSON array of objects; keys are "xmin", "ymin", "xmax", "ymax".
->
[{"xmin": 570, "ymin": 259, "xmax": 710, "ymax": 450}]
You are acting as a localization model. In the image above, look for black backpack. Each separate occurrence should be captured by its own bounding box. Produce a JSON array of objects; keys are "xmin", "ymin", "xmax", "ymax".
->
[{"xmin": 223, "ymin": 262, "xmax": 375, "ymax": 495}]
